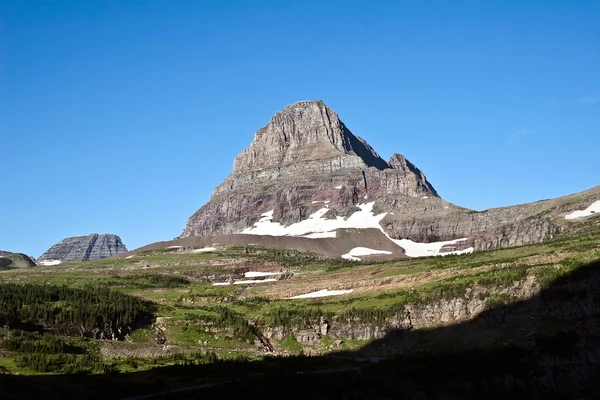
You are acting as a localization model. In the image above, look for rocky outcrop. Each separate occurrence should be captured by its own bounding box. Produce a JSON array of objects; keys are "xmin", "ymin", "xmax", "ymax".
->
[
  {"xmin": 0, "ymin": 251, "xmax": 36, "ymax": 269},
  {"xmin": 379, "ymin": 186, "xmax": 600, "ymax": 249},
  {"xmin": 37, "ymin": 233, "xmax": 128, "ymax": 264},
  {"xmin": 182, "ymin": 100, "xmax": 600, "ymax": 254},
  {"xmin": 261, "ymin": 285, "xmax": 532, "ymax": 343}
]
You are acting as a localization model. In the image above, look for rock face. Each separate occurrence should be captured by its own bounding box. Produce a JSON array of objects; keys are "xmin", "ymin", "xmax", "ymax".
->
[
  {"xmin": 0, "ymin": 251, "xmax": 36, "ymax": 269},
  {"xmin": 182, "ymin": 100, "xmax": 600, "ymax": 253},
  {"xmin": 37, "ymin": 233, "xmax": 128, "ymax": 264},
  {"xmin": 183, "ymin": 100, "xmax": 438, "ymax": 238}
]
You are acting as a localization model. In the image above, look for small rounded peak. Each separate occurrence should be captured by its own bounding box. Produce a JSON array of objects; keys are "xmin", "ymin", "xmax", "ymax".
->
[
  {"xmin": 280, "ymin": 99, "xmax": 330, "ymax": 114},
  {"xmin": 388, "ymin": 153, "xmax": 408, "ymax": 168},
  {"xmin": 269, "ymin": 100, "xmax": 341, "ymax": 128},
  {"xmin": 287, "ymin": 99, "xmax": 325, "ymax": 106}
]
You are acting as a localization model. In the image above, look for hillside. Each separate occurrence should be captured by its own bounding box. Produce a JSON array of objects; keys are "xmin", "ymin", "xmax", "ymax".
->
[
  {"xmin": 1, "ymin": 219, "xmax": 599, "ymax": 398},
  {"xmin": 0, "ymin": 251, "xmax": 36, "ymax": 270}
]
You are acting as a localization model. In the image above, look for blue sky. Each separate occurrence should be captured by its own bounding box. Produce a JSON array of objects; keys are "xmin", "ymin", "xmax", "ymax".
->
[{"xmin": 1, "ymin": 0, "xmax": 599, "ymax": 257}]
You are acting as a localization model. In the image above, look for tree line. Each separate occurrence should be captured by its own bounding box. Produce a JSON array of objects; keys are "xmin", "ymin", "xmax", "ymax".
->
[{"xmin": 0, "ymin": 283, "xmax": 156, "ymax": 339}]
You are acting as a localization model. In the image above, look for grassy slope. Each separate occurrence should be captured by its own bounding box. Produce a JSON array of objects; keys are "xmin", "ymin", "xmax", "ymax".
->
[{"xmin": 0, "ymin": 220, "xmax": 599, "ymax": 375}]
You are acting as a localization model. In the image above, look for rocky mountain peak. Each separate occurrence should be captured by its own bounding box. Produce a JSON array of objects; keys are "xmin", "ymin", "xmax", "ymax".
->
[
  {"xmin": 37, "ymin": 233, "xmax": 128, "ymax": 264},
  {"xmin": 182, "ymin": 101, "xmax": 441, "ymax": 238},
  {"xmin": 232, "ymin": 100, "xmax": 389, "ymax": 174},
  {"xmin": 388, "ymin": 153, "xmax": 439, "ymax": 197}
]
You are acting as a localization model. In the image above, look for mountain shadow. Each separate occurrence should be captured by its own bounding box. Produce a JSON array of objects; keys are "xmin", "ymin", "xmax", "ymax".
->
[{"xmin": 2, "ymin": 260, "xmax": 599, "ymax": 399}]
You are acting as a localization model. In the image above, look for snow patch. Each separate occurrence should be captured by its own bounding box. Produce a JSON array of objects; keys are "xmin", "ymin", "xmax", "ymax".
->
[
  {"xmin": 167, "ymin": 246, "xmax": 182, "ymax": 249},
  {"xmin": 394, "ymin": 238, "xmax": 473, "ymax": 257},
  {"xmin": 335, "ymin": 185, "xmax": 343, "ymax": 189},
  {"xmin": 259, "ymin": 210, "xmax": 274, "ymax": 223},
  {"xmin": 346, "ymin": 247, "xmax": 393, "ymax": 257},
  {"xmin": 341, "ymin": 254, "xmax": 361, "ymax": 261},
  {"xmin": 565, "ymin": 201, "xmax": 600, "ymax": 220},
  {"xmin": 233, "ymin": 278, "xmax": 277, "ymax": 285},
  {"xmin": 38, "ymin": 259, "xmax": 61, "ymax": 266},
  {"xmin": 125, "ymin": 255, "xmax": 134, "ymax": 259},
  {"xmin": 243, "ymin": 201, "xmax": 473, "ymax": 258},
  {"xmin": 242, "ymin": 202, "xmax": 387, "ymax": 238},
  {"xmin": 291, "ymin": 289, "xmax": 354, "ymax": 299},
  {"xmin": 191, "ymin": 247, "xmax": 217, "ymax": 253},
  {"xmin": 244, "ymin": 271, "xmax": 278, "ymax": 278}
]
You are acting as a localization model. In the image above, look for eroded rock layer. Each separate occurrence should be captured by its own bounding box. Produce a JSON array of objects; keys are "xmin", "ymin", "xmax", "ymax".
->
[
  {"xmin": 183, "ymin": 100, "xmax": 438, "ymax": 238},
  {"xmin": 37, "ymin": 233, "xmax": 128, "ymax": 264}
]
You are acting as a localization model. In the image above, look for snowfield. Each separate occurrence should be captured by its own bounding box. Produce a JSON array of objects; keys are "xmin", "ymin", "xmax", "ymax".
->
[
  {"xmin": 244, "ymin": 271, "xmax": 278, "ymax": 278},
  {"xmin": 342, "ymin": 247, "xmax": 392, "ymax": 261},
  {"xmin": 191, "ymin": 247, "xmax": 217, "ymax": 253},
  {"xmin": 290, "ymin": 289, "xmax": 354, "ymax": 299},
  {"xmin": 242, "ymin": 201, "xmax": 473, "ymax": 258},
  {"xmin": 565, "ymin": 201, "xmax": 600, "ymax": 220},
  {"xmin": 38, "ymin": 259, "xmax": 62, "ymax": 266},
  {"xmin": 233, "ymin": 278, "xmax": 277, "ymax": 285},
  {"xmin": 394, "ymin": 238, "xmax": 473, "ymax": 257},
  {"xmin": 242, "ymin": 202, "xmax": 387, "ymax": 237}
]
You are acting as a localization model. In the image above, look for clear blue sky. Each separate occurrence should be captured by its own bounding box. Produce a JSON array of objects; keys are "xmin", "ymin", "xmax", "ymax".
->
[{"xmin": 1, "ymin": 1, "xmax": 598, "ymax": 257}]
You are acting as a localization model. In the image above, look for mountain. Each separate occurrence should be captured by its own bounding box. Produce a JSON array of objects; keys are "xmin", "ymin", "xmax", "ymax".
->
[
  {"xmin": 0, "ymin": 251, "xmax": 36, "ymax": 269},
  {"xmin": 181, "ymin": 100, "xmax": 600, "ymax": 258},
  {"xmin": 183, "ymin": 100, "xmax": 438, "ymax": 237},
  {"xmin": 37, "ymin": 233, "xmax": 128, "ymax": 265}
]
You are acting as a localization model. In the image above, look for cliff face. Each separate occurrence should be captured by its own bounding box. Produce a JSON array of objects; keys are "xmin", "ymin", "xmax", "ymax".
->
[
  {"xmin": 37, "ymin": 233, "xmax": 128, "ymax": 264},
  {"xmin": 182, "ymin": 100, "xmax": 600, "ymax": 254}
]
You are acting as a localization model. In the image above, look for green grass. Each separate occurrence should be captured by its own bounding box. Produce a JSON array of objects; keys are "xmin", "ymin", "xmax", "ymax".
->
[
  {"xmin": 278, "ymin": 333, "xmax": 302, "ymax": 352},
  {"xmin": 0, "ymin": 225, "xmax": 599, "ymax": 374}
]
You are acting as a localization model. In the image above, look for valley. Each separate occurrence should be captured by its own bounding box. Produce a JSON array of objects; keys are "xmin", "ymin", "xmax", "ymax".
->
[{"xmin": 1, "ymin": 215, "xmax": 599, "ymax": 398}]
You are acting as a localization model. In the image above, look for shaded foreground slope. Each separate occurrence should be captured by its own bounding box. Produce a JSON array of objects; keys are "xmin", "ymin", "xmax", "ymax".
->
[{"xmin": 2, "ymin": 258, "xmax": 599, "ymax": 399}]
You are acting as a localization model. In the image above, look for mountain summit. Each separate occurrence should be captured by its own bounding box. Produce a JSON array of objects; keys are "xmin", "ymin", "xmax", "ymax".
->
[
  {"xmin": 37, "ymin": 233, "xmax": 128, "ymax": 265},
  {"xmin": 232, "ymin": 100, "xmax": 390, "ymax": 172},
  {"xmin": 182, "ymin": 100, "xmax": 438, "ymax": 238}
]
